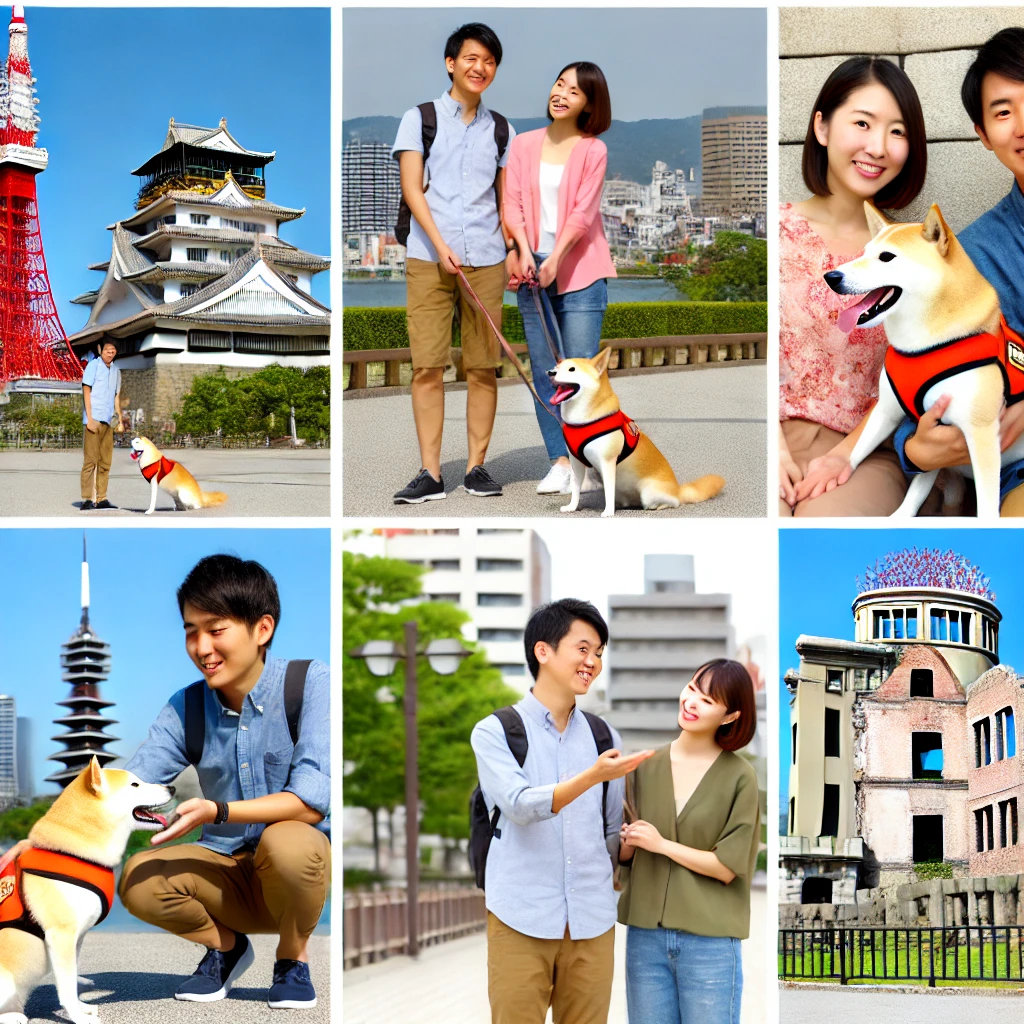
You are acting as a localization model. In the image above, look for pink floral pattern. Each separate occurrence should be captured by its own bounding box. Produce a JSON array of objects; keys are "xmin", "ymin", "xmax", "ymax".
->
[{"xmin": 779, "ymin": 203, "xmax": 888, "ymax": 434}]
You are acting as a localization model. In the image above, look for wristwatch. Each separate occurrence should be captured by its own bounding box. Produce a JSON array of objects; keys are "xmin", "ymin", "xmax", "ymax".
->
[{"xmin": 214, "ymin": 801, "xmax": 230, "ymax": 825}]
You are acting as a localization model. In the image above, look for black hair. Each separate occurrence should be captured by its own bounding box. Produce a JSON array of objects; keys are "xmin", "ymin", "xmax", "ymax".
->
[
  {"xmin": 524, "ymin": 598, "xmax": 608, "ymax": 680},
  {"xmin": 962, "ymin": 28, "xmax": 1024, "ymax": 128},
  {"xmin": 177, "ymin": 554, "xmax": 280, "ymax": 649},
  {"xmin": 444, "ymin": 23, "xmax": 502, "ymax": 81}
]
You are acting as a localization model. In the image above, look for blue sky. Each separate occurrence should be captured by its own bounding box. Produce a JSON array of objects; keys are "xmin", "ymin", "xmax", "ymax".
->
[
  {"xmin": 343, "ymin": 8, "xmax": 767, "ymax": 121},
  {"xmin": 22, "ymin": 7, "xmax": 330, "ymax": 328},
  {"xmin": 778, "ymin": 529, "xmax": 1024, "ymax": 814},
  {"xmin": 1, "ymin": 529, "xmax": 330, "ymax": 797}
]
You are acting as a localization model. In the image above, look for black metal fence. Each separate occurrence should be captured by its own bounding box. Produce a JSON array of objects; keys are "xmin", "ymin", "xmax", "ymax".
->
[
  {"xmin": 0, "ymin": 429, "xmax": 328, "ymax": 451},
  {"xmin": 779, "ymin": 926, "xmax": 1024, "ymax": 986}
]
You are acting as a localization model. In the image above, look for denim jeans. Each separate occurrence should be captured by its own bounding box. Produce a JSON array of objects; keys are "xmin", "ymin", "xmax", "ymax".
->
[
  {"xmin": 516, "ymin": 264, "xmax": 608, "ymax": 461},
  {"xmin": 626, "ymin": 925, "xmax": 742, "ymax": 1024}
]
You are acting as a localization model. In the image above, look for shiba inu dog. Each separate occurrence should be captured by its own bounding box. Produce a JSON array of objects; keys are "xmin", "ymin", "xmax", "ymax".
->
[
  {"xmin": 826, "ymin": 202, "xmax": 1024, "ymax": 518},
  {"xmin": 0, "ymin": 758, "xmax": 173, "ymax": 1024},
  {"xmin": 129, "ymin": 437, "xmax": 228, "ymax": 515},
  {"xmin": 548, "ymin": 347, "xmax": 725, "ymax": 517}
]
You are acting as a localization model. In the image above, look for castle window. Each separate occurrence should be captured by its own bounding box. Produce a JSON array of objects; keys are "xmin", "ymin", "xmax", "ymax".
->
[
  {"xmin": 999, "ymin": 799, "xmax": 1018, "ymax": 847},
  {"xmin": 186, "ymin": 247, "xmax": 209, "ymax": 262},
  {"xmin": 910, "ymin": 669, "xmax": 933, "ymax": 697},
  {"xmin": 190, "ymin": 214, "xmax": 209, "ymax": 225},
  {"xmin": 995, "ymin": 707, "xmax": 1016, "ymax": 760},
  {"xmin": 180, "ymin": 283, "xmax": 200, "ymax": 298},
  {"xmin": 974, "ymin": 805, "xmax": 995, "ymax": 851},
  {"xmin": 824, "ymin": 708, "xmax": 840, "ymax": 758},
  {"xmin": 913, "ymin": 815, "xmax": 944, "ymax": 862},
  {"xmin": 220, "ymin": 250, "xmax": 232, "ymax": 263},
  {"xmin": 825, "ymin": 669, "xmax": 843, "ymax": 694},
  {"xmin": 974, "ymin": 718, "xmax": 992, "ymax": 767},
  {"xmin": 906, "ymin": 609, "xmax": 918, "ymax": 638},
  {"xmin": 820, "ymin": 784, "xmax": 840, "ymax": 837},
  {"xmin": 789, "ymin": 797, "xmax": 796, "ymax": 834},
  {"xmin": 912, "ymin": 733, "xmax": 943, "ymax": 779}
]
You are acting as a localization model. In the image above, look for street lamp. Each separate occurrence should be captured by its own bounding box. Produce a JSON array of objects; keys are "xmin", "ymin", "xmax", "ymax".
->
[{"xmin": 349, "ymin": 622, "xmax": 470, "ymax": 958}]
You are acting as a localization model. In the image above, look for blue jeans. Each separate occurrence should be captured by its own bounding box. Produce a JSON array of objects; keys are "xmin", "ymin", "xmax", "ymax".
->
[
  {"xmin": 517, "ymin": 267, "xmax": 608, "ymax": 461},
  {"xmin": 626, "ymin": 925, "xmax": 742, "ymax": 1024}
]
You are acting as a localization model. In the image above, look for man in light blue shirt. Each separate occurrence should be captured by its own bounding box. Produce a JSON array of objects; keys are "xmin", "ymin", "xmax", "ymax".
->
[
  {"xmin": 471, "ymin": 598, "xmax": 653, "ymax": 1024},
  {"xmin": 391, "ymin": 22, "xmax": 516, "ymax": 505},
  {"xmin": 80, "ymin": 341, "xmax": 123, "ymax": 510}
]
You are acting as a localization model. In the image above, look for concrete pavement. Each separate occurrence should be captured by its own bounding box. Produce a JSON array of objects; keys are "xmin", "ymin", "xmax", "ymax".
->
[
  {"xmin": 21, "ymin": 933, "xmax": 329, "ymax": 1023},
  {"xmin": 342, "ymin": 364, "xmax": 766, "ymax": 518},
  {"xmin": 0, "ymin": 448, "xmax": 330, "ymax": 517},
  {"xmin": 781, "ymin": 984, "xmax": 1024, "ymax": 1021},
  {"xmin": 344, "ymin": 887, "xmax": 766, "ymax": 1023}
]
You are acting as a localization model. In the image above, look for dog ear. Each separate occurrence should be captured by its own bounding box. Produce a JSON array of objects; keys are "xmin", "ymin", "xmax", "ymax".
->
[
  {"xmin": 591, "ymin": 346, "xmax": 613, "ymax": 376},
  {"xmin": 921, "ymin": 205, "xmax": 951, "ymax": 258},
  {"xmin": 863, "ymin": 202, "xmax": 892, "ymax": 238},
  {"xmin": 85, "ymin": 755, "xmax": 106, "ymax": 796}
]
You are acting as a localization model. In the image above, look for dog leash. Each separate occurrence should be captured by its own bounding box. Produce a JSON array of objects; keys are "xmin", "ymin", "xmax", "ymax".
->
[{"xmin": 529, "ymin": 280, "xmax": 564, "ymax": 365}]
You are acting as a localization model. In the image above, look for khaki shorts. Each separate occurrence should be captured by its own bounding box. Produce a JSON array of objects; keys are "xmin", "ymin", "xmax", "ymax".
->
[{"xmin": 406, "ymin": 258, "xmax": 505, "ymax": 370}]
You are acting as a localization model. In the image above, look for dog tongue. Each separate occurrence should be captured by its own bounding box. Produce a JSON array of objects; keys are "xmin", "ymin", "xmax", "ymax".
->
[
  {"xmin": 838, "ymin": 289, "xmax": 888, "ymax": 333},
  {"xmin": 550, "ymin": 385, "xmax": 575, "ymax": 406}
]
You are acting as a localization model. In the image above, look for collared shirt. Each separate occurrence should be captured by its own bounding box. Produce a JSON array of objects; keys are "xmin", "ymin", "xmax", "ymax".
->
[
  {"xmin": 81, "ymin": 357, "xmax": 120, "ymax": 425},
  {"xmin": 392, "ymin": 89, "xmax": 514, "ymax": 267},
  {"xmin": 124, "ymin": 656, "xmax": 330, "ymax": 855},
  {"xmin": 470, "ymin": 690, "xmax": 623, "ymax": 941}
]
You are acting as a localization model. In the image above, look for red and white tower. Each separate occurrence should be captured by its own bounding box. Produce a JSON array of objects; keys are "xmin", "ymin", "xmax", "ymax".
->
[{"xmin": 0, "ymin": 5, "xmax": 78, "ymax": 385}]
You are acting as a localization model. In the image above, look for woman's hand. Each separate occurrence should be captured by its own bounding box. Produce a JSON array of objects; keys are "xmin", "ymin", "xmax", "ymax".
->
[
  {"xmin": 780, "ymin": 449, "xmax": 802, "ymax": 507},
  {"xmin": 150, "ymin": 797, "xmax": 218, "ymax": 846},
  {"xmin": 518, "ymin": 250, "xmax": 537, "ymax": 282},
  {"xmin": 794, "ymin": 451, "xmax": 852, "ymax": 502},
  {"xmin": 538, "ymin": 255, "xmax": 559, "ymax": 289},
  {"xmin": 621, "ymin": 819, "xmax": 665, "ymax": 854},
  {"xmin": 505, "ymin": 249, "xmax": 521, "ymax": 288},
  {"xmin": 0, "ymin": 839, "xmax": 31, "ymax": 871}
]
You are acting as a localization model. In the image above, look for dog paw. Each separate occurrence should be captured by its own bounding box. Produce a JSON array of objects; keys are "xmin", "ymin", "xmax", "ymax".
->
[
  {"xmin": 601, "ymin": 509, "xmax": 615, "ymax": 518},
  {"xmin": 559, "ymin": 503, "xmax": 576, "ymax": 514}
]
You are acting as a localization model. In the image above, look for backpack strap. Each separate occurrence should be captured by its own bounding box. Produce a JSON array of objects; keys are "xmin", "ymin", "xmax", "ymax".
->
[
  {"xmin": 490, "ymin": 111, "xmax": 509, "ymax": 161},
  {"xmin": 284, "ymin": 660, "xmax": 311, "ymax": 746},
  {"xmin": 418, "ymin": 101, "xmax": 437, "ymax": 179},
  {"xmin": 488, "ymin": 706, "xmax": 528, "ymax": 838},
  {"xmin": 184, "ymin": 679, "xmax": 206, "ymax": 767},
  {"xmin": 581, "ymin": 711, "xmax": 614, "ymax": 832}
]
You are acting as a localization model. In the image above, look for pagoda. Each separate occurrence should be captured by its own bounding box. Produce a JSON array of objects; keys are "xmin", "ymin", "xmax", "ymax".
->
[
  {"xmin": 0, "ymin": 5, "xmax": 80, "ymax": 389},
  {"xmin": 46, "ymin": 537, "xmax": 119, "ymax": 789},
  {"xmin": 65, "ymin": 117, "xmax": 330, "ymax": 426}
]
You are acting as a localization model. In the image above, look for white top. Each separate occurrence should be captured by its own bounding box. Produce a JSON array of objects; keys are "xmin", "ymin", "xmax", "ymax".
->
[{"xmin": 538, "ymin": 161, "xmax": 565, "ymax": 256}]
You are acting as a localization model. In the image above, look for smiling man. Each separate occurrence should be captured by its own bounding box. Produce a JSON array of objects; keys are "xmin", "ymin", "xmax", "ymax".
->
[
  {"xmin": 117, "ymin": 555, "xmax": 330, "ymax": 1010},
  {"xmin": 470, "ymin": 598, "xmax": 654, "ymax": 1024}
]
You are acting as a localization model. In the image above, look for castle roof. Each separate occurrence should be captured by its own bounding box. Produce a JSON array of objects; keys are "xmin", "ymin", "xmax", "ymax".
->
[{"xmin": 132, "ymin": 118, "xmax": 275, "ymax": 176}]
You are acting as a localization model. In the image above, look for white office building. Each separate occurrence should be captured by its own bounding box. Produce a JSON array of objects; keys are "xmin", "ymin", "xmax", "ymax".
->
[
  {"xmin": 0, "ymin": 696, "xmax": 17, "ymax": 810},
  {"xmin": 16, "ymin": 716, "xmax": 32, "ymax": 804}
]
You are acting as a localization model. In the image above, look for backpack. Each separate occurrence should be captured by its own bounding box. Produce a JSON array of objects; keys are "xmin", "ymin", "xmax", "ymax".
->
[
  {"xmin": 394, "ymin": 100, "xmax": 510, "ymax": 247},
  {"xmin": 183, "ymin": 659, "xmax": 310, "ymax": 766},
  {"xmin": 468, "ymin": 706, "xmax": 614, "ymax": 890}
]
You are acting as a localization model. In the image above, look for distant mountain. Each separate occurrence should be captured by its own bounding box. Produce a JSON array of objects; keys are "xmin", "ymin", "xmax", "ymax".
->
[{"xmin": 343, "ymin": 115, "xmax": 707, "ymax": 187}]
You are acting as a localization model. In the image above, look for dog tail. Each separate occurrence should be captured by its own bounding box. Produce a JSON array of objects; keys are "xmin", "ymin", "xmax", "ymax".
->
[
  {"xmin": 200, "ymin": 490, "xmax": 229, "ymax": 508},
  {"xmin": 677, "ymin": 474, "xmax": 725, "ymax": 504}
]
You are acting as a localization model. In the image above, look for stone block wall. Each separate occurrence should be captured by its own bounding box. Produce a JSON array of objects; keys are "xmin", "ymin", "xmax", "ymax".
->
[
  {"xmin": 780, "ymin": 7, "xmax": 1023, "ymax": 232},
  {"xmin": 121, "ymin": 363, "xmax": 257, "ymax": 431}
]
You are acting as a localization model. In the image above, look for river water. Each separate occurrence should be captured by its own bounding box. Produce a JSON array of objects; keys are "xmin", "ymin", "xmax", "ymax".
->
[{"xmin": 343, "ymin": 277, "xmax": 681, "ymax": 307}]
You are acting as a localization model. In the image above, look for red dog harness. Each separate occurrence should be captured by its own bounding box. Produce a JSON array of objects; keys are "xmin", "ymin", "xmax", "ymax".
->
[
  {"xmin": 140, "ymin": 456, "xmax": 177, "ymax": 483},
  {"xmin": 0, "ymin": 848, "xmax": 115, "ymax": 939},
  {"xmin": 884, "ymin": 315, "xmax": 1024, "ymax": 420},
  {"xmin": 562, "ymin": 411, "xmax": 641, "ymax": 468}
]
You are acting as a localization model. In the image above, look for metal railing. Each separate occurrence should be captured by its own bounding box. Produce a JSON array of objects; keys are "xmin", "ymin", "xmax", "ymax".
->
[
  {"xmin": 779, "ymin": 925, "xmax": 1024, "ymax": 986},
  {"xmin": 0, "ymin": 428, "xmax": 328, "ymax": 451},
  {"xmin": 344, "ymin": 885, "xmax": 486, "ymax": 969}
]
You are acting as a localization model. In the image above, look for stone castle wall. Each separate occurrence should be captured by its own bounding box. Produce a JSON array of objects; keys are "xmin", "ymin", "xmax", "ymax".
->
[{"xmin": 121, "ymin": 364, "xmax": 257, "ymax": 430}]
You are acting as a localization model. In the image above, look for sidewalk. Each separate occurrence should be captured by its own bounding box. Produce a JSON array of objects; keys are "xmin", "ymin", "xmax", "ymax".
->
[
  {"xmin": 342, "ymin": 364, "xmax": 766, "ymax": 517},
  {"xmin": 0, "ymin": 448, "xmax": 330, "ymax": 517},
  {"xmin": 344, "ymin": 888, "xmax": 766, "ymax": 1023},
  {"xmin": 781, "ymin": 984, "xmax": 1024, "ymax": 1021},
  {"xmin": 22, "ymin": 933, "xmax": 329, "ymax": 1024}
]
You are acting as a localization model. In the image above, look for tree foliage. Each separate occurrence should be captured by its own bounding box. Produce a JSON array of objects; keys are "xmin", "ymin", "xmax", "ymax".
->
[
  {"xmin": 664, "ymin": 231, "xmax": 767, "ymax": 302},
  {"xmin": 175, "ymin": 365, "xmax": 330, "ymax": 441},
  {"xmin": 0, "ymin": 800, "xmax": 53, "ymax": 841}
]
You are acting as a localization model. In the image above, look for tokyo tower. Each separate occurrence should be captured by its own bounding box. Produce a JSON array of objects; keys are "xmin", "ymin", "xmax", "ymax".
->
[{"xmin": 0, "ymin": 5, "xmax": 78, "ymax": 385}]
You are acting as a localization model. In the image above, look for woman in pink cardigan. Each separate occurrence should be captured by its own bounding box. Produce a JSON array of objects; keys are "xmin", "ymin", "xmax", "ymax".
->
[{"xmin": 503, "ymin": 61, "xmax": 617, "ymax": 494}]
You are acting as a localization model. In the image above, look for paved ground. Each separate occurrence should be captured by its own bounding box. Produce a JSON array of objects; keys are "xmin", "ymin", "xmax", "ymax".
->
[
  {"xmin": 781, "ymin": 984, "xmax": 1024, "ymax": 1020},
  {"xmin": 20, "ymin": 933, "xmax": 329, "ymax": 1024},
  {"xmin": 344, "ymin": 887, "xmax": 766, "ymax": 1023},
  {"xmin": 343, "ymin": 364, "xmax": 766, "ymax": 518},
  {"xmin": 0, "ymin": 449, "xmax": 330, "ymax": 517}
]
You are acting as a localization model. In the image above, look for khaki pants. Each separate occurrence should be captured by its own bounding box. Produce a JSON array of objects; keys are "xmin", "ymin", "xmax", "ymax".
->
[
  {"xmin": 81, "ymin": 421, "xmax": 114, "ymax": 502},
  {"xmin": 406, "ymin": 258, "xmax": 505, "ymax": 474},
  {"xmin": 119, "ymin": 821, "xmax": 330, "ymax": 959},
  {"xmin": 486, "ymin": 912, "xmax": 614, "ymax": 1024}
]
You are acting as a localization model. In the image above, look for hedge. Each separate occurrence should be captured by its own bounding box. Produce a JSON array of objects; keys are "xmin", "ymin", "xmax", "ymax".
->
[{"xmin": 343, "ymin": 301, "xmax": 767, "ymax": 352}]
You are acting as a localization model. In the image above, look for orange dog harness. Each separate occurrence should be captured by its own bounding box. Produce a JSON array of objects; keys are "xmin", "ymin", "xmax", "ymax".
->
[
  {"xmin": 562, "ymin": 411, "xmax": 641, "ymax": 468},
  {"xmin": 884, "ymin": 315, "xmax": 1024, "ymax": 420},
  {"xmin": 0, "ymin": 848, "xmax": 115, "ymax": 939},
  {"xmin": 140, "ymin": 456, "xmax": 177, "ymax": 483}
]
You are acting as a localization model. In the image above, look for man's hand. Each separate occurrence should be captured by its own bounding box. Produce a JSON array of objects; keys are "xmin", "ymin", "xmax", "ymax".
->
[
  {"xmin": 794, "ymin": 451, "xmax": 852, "ymax": 502},
  {"xmin": 538, "ymin": 255, "xmax": 559, "ymax": 289},
  {"xmin": 436, "ymin": 243, "xmax": 462, "ymax": 276},
  {"xmin": 150, "ymin": 797, "xmax": 218, "ymax": 846},
  {"xmin": 86, "ymin": 418, "xmax": 99, "ymax": 434},
  {"xmin": 114, "ymin": 418, "xmax": 125, "ymax": 434},
  {"xmin": 903, "ymin": 395, "xmax": 970, "ymax": 471},
  {"xmin": 0, "ymin": 839, "xmax": 30, "ymax": 871},
  {"xmin": 621, "ymin": 819, "xmax": 665, "ymax": 854},
  {"xmin": 505, "ymin": 249, "xmax": 521, "ymax": 288},
  {"xmin": 590, "ymin": 748, "xmax": 655, "ymax": 783}
]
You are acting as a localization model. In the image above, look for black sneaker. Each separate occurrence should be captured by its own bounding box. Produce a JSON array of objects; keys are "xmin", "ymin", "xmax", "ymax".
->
[
  {"xmin": 174, "ymin": 932, "xmax": 254, "ymax": 1002},
  {"xmin": 268, "ymin": 959, "xmax": 317, "ymax": 1009},
  {"xmin": 394, "ymin": 469, "xmax": 446, "ymax": 504},
  {"xmin": 94, "ymin": 499, "xmax": 118, "ymax": 510},
  {"xmin": 464, "ymin": 465, "xmax": 502, "ymax": 497},
  {"xmin": 79, "ymin": 500, "xmax": 95, "ymax": 511}
]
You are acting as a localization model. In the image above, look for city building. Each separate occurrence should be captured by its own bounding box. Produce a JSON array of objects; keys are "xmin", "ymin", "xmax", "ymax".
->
[
  {"xmin": 601, "ymin": 163, "xmax": 699, "ymax": 253},
  {"xmin": 700, "ymin": 106, "xmax": 767, "ymax": 220},
  {"xmin": 0, "ymin": 696, "xmax": 16, "ymax": 810},
  {"xmin": 16, "ymin": 716, "xmax": 31, "ymax": 803},
  {"xmin": 46, "ymin": 540, "xmax": 119, "ymax": 789},
  {"xmin": 65, "ymin": 118, "xmax": 331, "ymax": 427},
  {"xmin": 343, "ymin": 140, "xmax": 402, "ymax": 268},
  {"xmin": 379, "ymin": 527, "xmax": 552, "ymax": 688}
]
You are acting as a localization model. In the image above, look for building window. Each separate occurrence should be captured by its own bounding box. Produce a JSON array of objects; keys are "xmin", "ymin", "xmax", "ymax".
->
[
  {"xmin": 824, "ymin": 708, "xmax": 840, "ymax": 758},
  {"xmin": 820, "ymin": 784, "xmax": 840, "ymax": 837},
  {"xmin": 220, "ymin": 250, "xmax": 232, "ymax": 263},
  {"xmin": 478, "ymin": 628, "xmax": 523, "ymax": 642},
  {"xmin": 853, "ymin": 668, "xmax": 868, "ymax": 690},
  {"xmin": 975, "ymin": 805, "xmax": 995, "ymax": 852},
  {"xmin": 873, "ymin": 610, "xmax": 891, "ymax": 639},
  {"xmin": 906, "ymin": 609, "xmax": 918, "ymax": 638},
  {"xmin": 974, "ymin": 718, "xmax": 992, "ymax": 767},
  {"xmin": 477, "ymin": 593, "xmax": 523, "ymax": 607},
  {"xmin": 494, "ymin": 663, "xmax": 526, "ymax": 677},
  {"xmin": 429, "ymin": 559, "xmax": 460, "ymax": 571},
  {"xmin": 426, "ymin": 593, "xmax": 460, "ymax": 603},
  {"xmin": 825, "ymin": 669, "xmax": 843, "ymax": 694},
  {"xmin": 243, "ymin": 221, "xmax": 264, "ymax": 233},
  {"xmin": 868, "ymin": 668, "xmax": 881, "ymax": 690},
  {"xmin": 180, "ymin": 283, "xmax": 200, "ymax": 298},
  {"xmin": 789, "ymin": 797, "xmax": 796, "ymax": 834},
  {"xmin": 910, "ymin": 668, "xmax": 933, "ymax": 698},
  {"xmin": 477, "ymin": 559, "xmax": 523, "ymax": 572},
  {"xmin": 792, "ymin": 723, "xmax": 797, "ymax": 764},
  {"xmin": 912, "ymin": 733, "xmax": 943, "ymax": 779},
  {"xmin": 913, "ymin": 815, "xmax": 944, "ymax": 862},
  {"xmin": 186, "ymin": 248, "xmax": 209, "ymax": 262},
  {"xmin": 995, "ymin": 707, "xmax": 1016, "ymax": 760},
  {"xmin": 190, "ymin": 213, "xmax": 209, "ymax": 225},
  {"xmin": 801, "ymin": 877, "xmax": 833, "ymax": 904},
  {"xmin": 999, "ymin": 798, "xmax": 1019, "ymax": 847}
]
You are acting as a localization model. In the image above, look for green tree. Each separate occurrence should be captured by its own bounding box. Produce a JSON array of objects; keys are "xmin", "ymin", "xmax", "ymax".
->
[
  {"xmin": 0, "ymin": 800, "xmax": 53, "ymax": 842},
  {"xmin": 665, "ymin": 231, "xmax": 767, "ymax": 302}
]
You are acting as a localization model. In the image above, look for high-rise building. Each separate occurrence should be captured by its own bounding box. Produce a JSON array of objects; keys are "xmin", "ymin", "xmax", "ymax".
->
[
  {"xmin": 0, "ymin": 696, "xmax": 16, "ymax": 809},
  {"xmin": 379, "ymin": 527, "xmax": 551, "ymax": 688},
  {"xmin": 700, "ymin": 106, "xmax": 767, "ymax": 219},
  {"xmin": 342, "ymin": 141, "xmax": 401, "ymax": 236},
  {"xmin": 604, "ymin": 555, "xmax": 734, "ymax": 752},
  {"xmin": 16, "ymin": 715, "xmax": 31, "ymax": 803}
]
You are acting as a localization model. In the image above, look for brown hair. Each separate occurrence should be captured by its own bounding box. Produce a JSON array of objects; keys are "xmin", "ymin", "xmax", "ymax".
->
[
  {"xmin": 801, "ymin": 56, "xmax": 926, "ymax": 210},
  {"xmin": 690, "ymin": 658, "xmax": 757, "ymax": 752},
  {"xmin": 548, "ymin": 61, "xmax": 612, "ymax": 136}
]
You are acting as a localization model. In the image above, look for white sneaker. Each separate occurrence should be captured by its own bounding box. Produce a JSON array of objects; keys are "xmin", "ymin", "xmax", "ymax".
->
[{"xmin": 537, "ymin": 462, "xmax": 573, "ymax": 494}]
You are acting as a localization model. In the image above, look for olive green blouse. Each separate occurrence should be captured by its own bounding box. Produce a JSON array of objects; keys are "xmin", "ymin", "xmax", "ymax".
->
[{"xmin": 617, "ymin": 744, "xmax": 760, "ymax": 939}]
